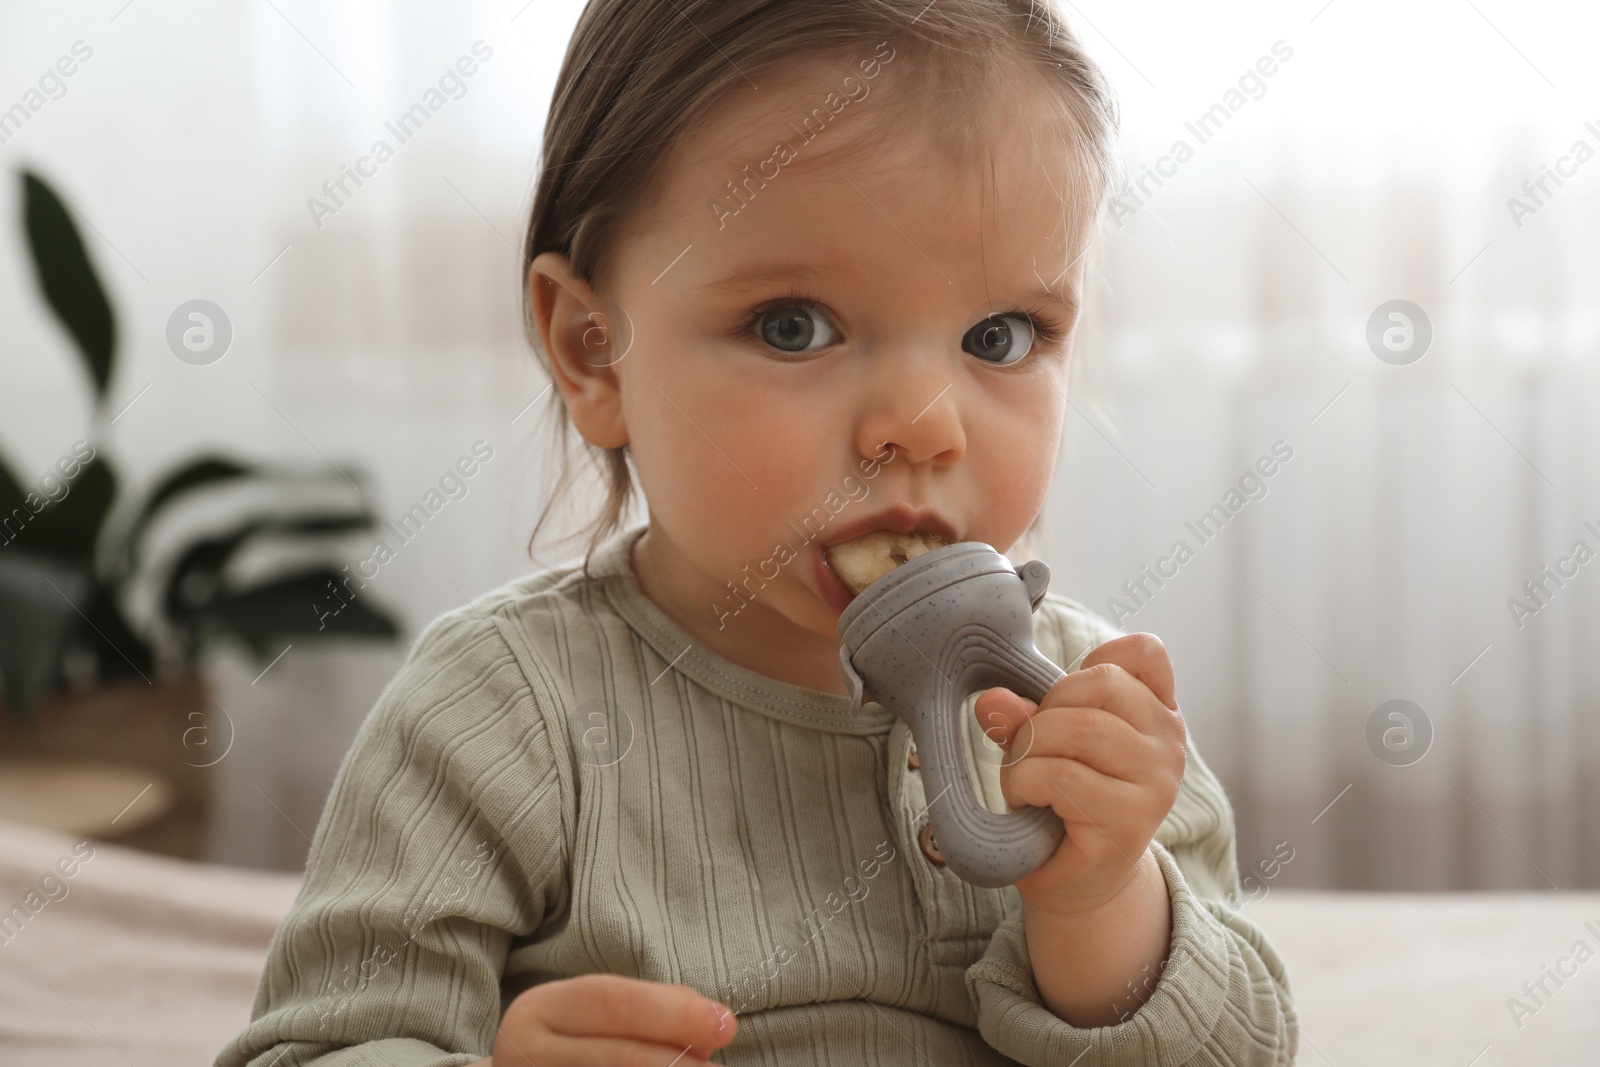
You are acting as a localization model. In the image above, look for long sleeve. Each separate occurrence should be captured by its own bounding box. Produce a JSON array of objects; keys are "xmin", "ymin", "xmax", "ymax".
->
[
  {"xmin": 216, "ymin": 527, "xmax": 1298, "ymax": 1066},
  {"xmin": 214, "ymin": 605, "xmax": 574, "ymax": 1067},
  {"xmin": 962, "ymin": 598, "xmax": 1298, "ymax": 1065}
]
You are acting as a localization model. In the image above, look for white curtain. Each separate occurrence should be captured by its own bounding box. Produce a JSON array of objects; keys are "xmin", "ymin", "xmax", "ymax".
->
[
  {"xmin": 1053, "ymin": 155, "xmax": 1600, "ymax": 891},
  {"xmin": 2, "ymin": 0, "xmax": 1594, "ymax": 882}
]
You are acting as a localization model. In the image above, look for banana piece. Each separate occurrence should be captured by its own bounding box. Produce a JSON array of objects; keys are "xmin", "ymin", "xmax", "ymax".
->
[{"xmin": 825, "ymin": 530, "xmax": 947, "ymax": 595}]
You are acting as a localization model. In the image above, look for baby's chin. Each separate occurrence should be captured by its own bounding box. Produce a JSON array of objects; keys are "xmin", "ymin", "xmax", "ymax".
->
[{"xmin": 755, "ymin": 578, "xmax": 852, "ymax": 641}]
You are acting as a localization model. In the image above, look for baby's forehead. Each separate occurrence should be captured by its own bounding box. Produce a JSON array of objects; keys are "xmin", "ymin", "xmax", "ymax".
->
[
  {"xmin": 644, "ymin": 76, "xmax": 1089, "ymax": 241},
  {"xmin": 673, "ymin": 64, "xmax": 1040, "ymax": 176},
  {"xmin": 590, "ymin": 59, "xmax": 1098, "ymax": 307}
]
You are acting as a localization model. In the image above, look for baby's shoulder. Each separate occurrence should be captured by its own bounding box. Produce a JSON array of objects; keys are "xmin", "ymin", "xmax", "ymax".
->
[
  {"xmin": 1031, "ymin": 589, "xmax": 1124, "ymax": 673},
  {"xmin": 374, "ymin": 553, "xmax": 618, "ymax": 728},
  {"xmin": 344, "ymin": 556, "xmax": 624, "ymax": 801}
]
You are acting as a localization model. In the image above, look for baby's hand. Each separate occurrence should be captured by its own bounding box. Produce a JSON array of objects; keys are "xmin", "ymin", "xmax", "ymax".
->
[
  {"xmin": 973, "ymin": 633, "xmax": 1186, "ymax": 917},
  {"xmin": 481, "ymin": 973, "xmax": 736, "ymax": 1066}
]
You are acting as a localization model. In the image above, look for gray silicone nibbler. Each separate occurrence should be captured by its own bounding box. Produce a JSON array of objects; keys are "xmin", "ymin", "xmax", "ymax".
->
[{"xmin": 837, "ymin": 541, "xmax": 1067, "ymax": 889}]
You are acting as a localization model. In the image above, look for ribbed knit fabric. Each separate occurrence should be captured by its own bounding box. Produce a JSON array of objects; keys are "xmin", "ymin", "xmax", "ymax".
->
[{"xmin": 215, "ymin": 520, "xmax": 1297, "ymax": 1067}]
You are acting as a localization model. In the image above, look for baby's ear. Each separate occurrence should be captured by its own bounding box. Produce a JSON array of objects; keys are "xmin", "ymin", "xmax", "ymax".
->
[{"xmin": 529, "ymin": 251, "xmax": 630, "ymax": 448}]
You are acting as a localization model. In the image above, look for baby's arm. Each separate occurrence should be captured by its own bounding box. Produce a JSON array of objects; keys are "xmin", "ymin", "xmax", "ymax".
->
[
  {"xmin": 214, "ymin": 607, "xmax": 571, "ymax": 1067},
  {"xmin": 966, "ymin": 743, "xmax": 1297, "ymax": 1065},
  {"xmin": 964, "ymin": 606, "xmax": 1297, "ymax": 1066}
]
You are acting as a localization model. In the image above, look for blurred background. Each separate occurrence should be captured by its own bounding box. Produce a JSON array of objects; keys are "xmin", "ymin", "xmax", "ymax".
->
[{"xmin": 0, "ymin": 0, "xmax": 1594, "ymax": 896}]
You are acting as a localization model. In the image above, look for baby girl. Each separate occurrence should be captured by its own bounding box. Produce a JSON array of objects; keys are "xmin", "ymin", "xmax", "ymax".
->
[{"xmin": 218, "ymin": 0, "xmax": 1296, "ymax": 1063}]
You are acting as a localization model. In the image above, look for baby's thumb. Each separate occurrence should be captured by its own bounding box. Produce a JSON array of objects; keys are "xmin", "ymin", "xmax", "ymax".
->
[{"xmin": 974, "ymin": 687, "xmax": 1036, "ymax": 750}]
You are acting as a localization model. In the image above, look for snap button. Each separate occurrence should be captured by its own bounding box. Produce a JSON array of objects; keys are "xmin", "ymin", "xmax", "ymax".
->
[
  {"xmin": 917, "ymin": 822, "xmax": 945, "ymax": 865},
  {"xmin": 907, "ymin": 744, "xmax": 920, "ymax": 770}
]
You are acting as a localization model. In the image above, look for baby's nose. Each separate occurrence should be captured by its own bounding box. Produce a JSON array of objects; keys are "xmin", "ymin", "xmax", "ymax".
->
[{"xmin": 856, "ymin": 358, "xmax": 966, "ymax": 467}]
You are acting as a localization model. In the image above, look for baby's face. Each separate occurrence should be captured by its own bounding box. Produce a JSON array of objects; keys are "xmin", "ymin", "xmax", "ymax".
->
[{"xmin": 581, "ymin": 61, "xmax": 1088, "ymax": 641}]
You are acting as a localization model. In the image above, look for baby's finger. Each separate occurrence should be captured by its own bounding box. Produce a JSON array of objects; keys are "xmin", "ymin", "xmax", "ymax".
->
[
  {"xmin": 1079, "ymin": 633, "xmax": 1176, "ymax": 710},
  {"xmin": 1010, "ymin": 705, "xmax": 1152, "ymax": 783},
  {"xmin": 973, "ymin": 687, "xmax": 1036, "ymax": 752},
  {"xmin": 534, "ymin": 974, "xmax": 735, "ymax": 1053},
  {"xmin": 999, "ymin": 751, "xmax": 1139, "ymax": 827},
  {"xmin": 1034, "ymin": 664, "xmax": 1179, "ymax": 743}
]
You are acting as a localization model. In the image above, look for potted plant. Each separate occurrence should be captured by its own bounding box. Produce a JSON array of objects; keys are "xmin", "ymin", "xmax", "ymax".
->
[{"xmin": 0, "ymin": 168, "xmax": 399, "ymax": 858}]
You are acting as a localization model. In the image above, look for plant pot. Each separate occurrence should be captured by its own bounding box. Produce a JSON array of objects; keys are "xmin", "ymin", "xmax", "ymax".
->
[{"xmin": 0, "ymin": 675, "xmax": 216, "ymax": 860}]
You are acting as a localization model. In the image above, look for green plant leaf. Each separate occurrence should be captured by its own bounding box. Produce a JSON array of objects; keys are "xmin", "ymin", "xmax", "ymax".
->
[
  {"xmin": 0, "ymin": 458, "xmax": 29, "ymax": 539},
  {"xmin": 161, "ymin": 511, "xmax": 374, "ymax": 609},
  {"xmin": 115, "ymin": 455, "xmax": 255, "ymax": 577},
  {"xmin": 201, "ymin": 567, "xmax": 400, "ymax": 646},
  {"xmin": 283, "ymin": 513, "xmax": 376, "ymax": 536},
  {"xmin": 159, "ymin": 511, "xmax": 380, "ymax": 666},
  {"xmin": 136, "ymin": 455, "xmax": 255, "ymax": 530},
  {"xmin": 5, "ymin": 455, "xmax": 117, "ymax": 564},
  {"xmin": 73, "ymin": 579, "xmax": 156, "ymax": 687},
  {"xmin": 0, "ymin": 553, "xmax": 92, "ymax": 717},
  {"xmin": 161, "ymin": 521, "xmax": 268, "ymax": 625},
  {"xmin": 22, "ymin": 171, "xmax": 115, "ymax": 400}
]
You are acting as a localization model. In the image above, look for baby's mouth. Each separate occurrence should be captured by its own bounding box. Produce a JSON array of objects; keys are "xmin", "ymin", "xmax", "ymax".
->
[{"xmin": 823, "ymin": 530, "xmax": 948, "ymax": 596}]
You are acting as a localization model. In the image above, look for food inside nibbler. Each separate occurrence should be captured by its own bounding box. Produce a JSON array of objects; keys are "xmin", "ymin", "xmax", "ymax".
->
[{"xmin": 825, "ymin": 531, "xmax": 947, "ymax": 595}]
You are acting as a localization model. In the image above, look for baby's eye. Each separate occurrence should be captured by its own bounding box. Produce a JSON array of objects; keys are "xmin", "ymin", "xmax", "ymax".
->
[
  {"xmin": 963, "ymin": 313, "xmax": 1035, "ymax": 366},
  {"xmin": 754, "ymin": 304, "xmax": 838, "ymax": 355}
]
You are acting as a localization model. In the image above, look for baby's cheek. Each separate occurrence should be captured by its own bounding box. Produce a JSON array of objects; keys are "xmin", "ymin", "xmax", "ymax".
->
[
  {"xmin": 970, "ymin": 433, "xmax": 1056, "ymax": 546},
  {"xmin": 989, "ymin": 394, "xmax": 1063, "ymax": 478}
]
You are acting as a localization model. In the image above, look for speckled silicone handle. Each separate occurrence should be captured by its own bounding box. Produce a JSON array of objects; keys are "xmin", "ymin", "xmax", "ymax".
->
[{"xmin": 837, "ymin": 542, "xmax": 1068, "ymax": 889}]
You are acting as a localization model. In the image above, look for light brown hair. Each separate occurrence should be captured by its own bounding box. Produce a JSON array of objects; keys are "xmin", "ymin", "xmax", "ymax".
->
[{"xmin": 521, "ymin": 0, "xmax": 1122, "ymax": 566}]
